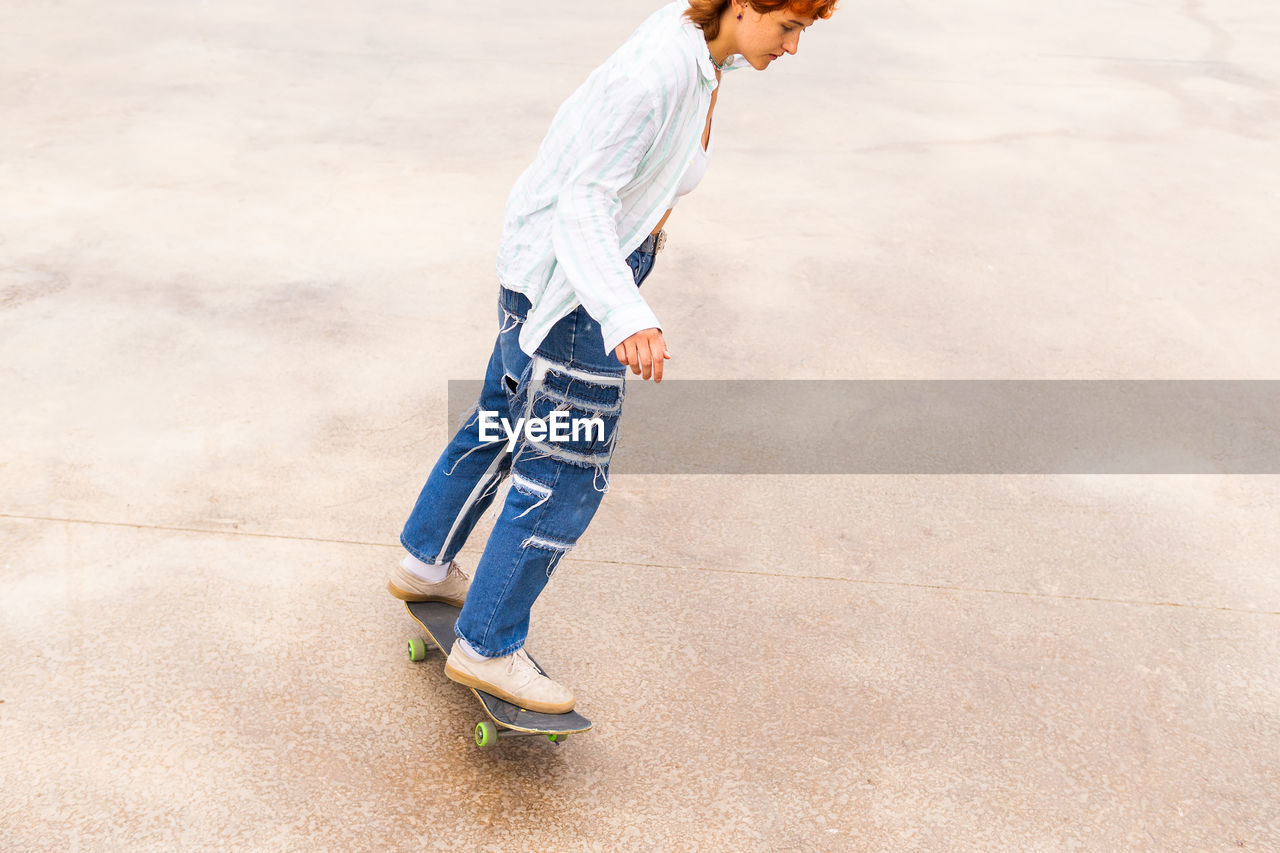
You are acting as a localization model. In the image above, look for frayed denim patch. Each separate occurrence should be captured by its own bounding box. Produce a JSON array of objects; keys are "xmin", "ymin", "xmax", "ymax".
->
[
  {"xmin": 511, "ymin": 472, "xmax": 553, "ymax": 520},
  {"xmin": 516, "ymin": 358, "xmax": 624, "ymax": 471},
  {"xmin": 520, "ymin": 533, "xmax": 574, "ymax": 578}
]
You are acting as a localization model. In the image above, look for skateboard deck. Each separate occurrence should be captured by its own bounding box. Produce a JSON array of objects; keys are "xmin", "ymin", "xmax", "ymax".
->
[{"xmin": 404, "ymin": 600, "xmax": 592, "ymax": 748}]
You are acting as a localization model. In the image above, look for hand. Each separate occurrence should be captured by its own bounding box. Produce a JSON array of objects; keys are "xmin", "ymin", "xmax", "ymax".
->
[{"xmin": 614, "ymin": 328, "xmax": 671, "ymax": 382}]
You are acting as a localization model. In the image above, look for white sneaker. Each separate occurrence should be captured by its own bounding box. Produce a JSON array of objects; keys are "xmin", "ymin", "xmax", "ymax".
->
[
  {"xmin": 444, "ymin": 643, "xmax": 575, "ymax": 714},
  {"xmin": 386, "ymin": 561, "xmax": 470, "ymax": 607}
]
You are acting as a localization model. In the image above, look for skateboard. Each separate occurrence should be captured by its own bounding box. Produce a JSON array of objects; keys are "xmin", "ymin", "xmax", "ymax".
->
[{"xmin": 404, "ymin": 600, "xmax": 593, "ymax": 749}]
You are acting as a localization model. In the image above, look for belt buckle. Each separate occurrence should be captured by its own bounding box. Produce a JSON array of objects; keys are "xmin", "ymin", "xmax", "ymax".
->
[{"xmin": 654, "ymin": 230, "xmax": 667, "ymax": 253}]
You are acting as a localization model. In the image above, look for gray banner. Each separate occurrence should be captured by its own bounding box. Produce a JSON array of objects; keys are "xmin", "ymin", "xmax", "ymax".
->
[{"xmin": 446, "ymin": 380, "xmax": 1280, "ymax": 474}]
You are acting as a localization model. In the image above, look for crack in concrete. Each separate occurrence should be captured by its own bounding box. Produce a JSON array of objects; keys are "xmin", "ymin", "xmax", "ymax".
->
[
  {"xmin": 0, "ymin": 512, "xmax": 388, "ymax": 549},
  {"xmin": 3, "ymin": 512, "xmax": 1276, "ymax": 617}
]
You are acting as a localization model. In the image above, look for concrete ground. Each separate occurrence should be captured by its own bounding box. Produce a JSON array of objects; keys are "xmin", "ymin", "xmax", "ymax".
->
[{"xmin": 2, "ymin": 0, "xmax": 1278, "ymax": 849}]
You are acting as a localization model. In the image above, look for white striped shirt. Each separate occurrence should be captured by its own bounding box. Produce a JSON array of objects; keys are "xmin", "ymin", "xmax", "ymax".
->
[{"xmin": 496, "ymin": 1, "xmax": 748, "ymax": 356}]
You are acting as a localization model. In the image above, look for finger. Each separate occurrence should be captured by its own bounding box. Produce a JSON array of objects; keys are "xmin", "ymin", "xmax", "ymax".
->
[
  {"xmin": 626, "ymin": 341, "xmax": 641, "ymax": 375},
  {"xmin": 649, "ymin": 337, "xmax": 666, "ymax": 382},
  {"xmin": 615, "ymin": 344, "xmax": 627, "ymax": 365}
]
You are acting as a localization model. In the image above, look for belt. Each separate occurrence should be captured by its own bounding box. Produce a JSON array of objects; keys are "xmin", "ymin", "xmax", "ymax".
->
[{"xmin": 639, "ymin": 229, "xmax": 667, "ymax": 254}]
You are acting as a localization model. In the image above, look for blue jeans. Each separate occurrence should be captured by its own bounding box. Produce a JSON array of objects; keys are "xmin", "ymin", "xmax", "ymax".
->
[{"xmin": 400, "ymin": 245, "xmax": 657, "ymax": 657}]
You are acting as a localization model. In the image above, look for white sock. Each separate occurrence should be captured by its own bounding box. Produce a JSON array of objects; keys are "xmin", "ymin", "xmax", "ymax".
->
[
  {"xmin": 456, "ymin": 638, "xmax": 489, "ymax": 661},
  {"xmin": 401, "ymin": 554, "xmax": 449, "ymax": 583}
]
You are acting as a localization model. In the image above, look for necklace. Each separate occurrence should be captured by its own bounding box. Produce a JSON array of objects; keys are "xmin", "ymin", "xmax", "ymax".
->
[{"xmin": 709, "ymin": 51, "xmax": 733, "ymax": 71}]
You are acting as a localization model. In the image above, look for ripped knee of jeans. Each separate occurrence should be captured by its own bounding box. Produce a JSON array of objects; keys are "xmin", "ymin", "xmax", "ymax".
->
[
  {"xmin": 520, "ymin": 533, "xmax": 574, "ymax": 578},
  {"xmin": 510, "ymin": 471, "xmax": 552, "ymax": 520}
]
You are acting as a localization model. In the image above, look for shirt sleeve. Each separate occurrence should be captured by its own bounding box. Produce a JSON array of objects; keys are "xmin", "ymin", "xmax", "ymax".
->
[{"xmin": 550, "ymin": 73, "xmax": 664, "ymax": 355}]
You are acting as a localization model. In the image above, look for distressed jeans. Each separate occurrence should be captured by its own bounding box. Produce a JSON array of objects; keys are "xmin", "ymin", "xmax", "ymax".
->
[{"xmin": 400, "ymin": 244, "xmax": 656, "ymax": 657}]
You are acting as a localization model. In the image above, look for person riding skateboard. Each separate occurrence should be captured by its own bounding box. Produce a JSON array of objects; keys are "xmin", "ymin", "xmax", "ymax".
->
[{"xmin": 389, "ymin": 0, "xmax": 839, "ymax": 714}]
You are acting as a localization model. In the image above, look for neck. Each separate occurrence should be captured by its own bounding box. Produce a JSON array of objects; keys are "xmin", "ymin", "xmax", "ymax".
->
[
  {"xmin": 707, "ymin": 37, "xmax": 733, "ymax": 67},
  {"xmin": 706, "ymin": 9, "xmax": 738, "ymax": 66}
]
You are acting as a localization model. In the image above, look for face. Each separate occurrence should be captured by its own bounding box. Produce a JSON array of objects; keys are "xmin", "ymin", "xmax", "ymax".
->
[{"xmin": 734, "ymin": 4, "xmax": 815, "ymax": 70}]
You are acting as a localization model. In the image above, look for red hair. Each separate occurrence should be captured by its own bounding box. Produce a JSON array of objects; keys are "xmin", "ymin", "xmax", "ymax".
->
[{"xmin": 685, "ymin": 0, "xmax": 839, "ymax": 40}]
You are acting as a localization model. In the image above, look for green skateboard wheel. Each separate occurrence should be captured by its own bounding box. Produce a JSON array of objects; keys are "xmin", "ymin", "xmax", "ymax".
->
[
  {"xmin": 475, "ymin": 721, "xmax": 497, "ymax": 749},
  {"xmin": 547, "ymin": 734, "xmax": 567, "ymax": 744},
  {"xmin": 408, "ymin": 638, "xmax": 426, "ymax": 661}
]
